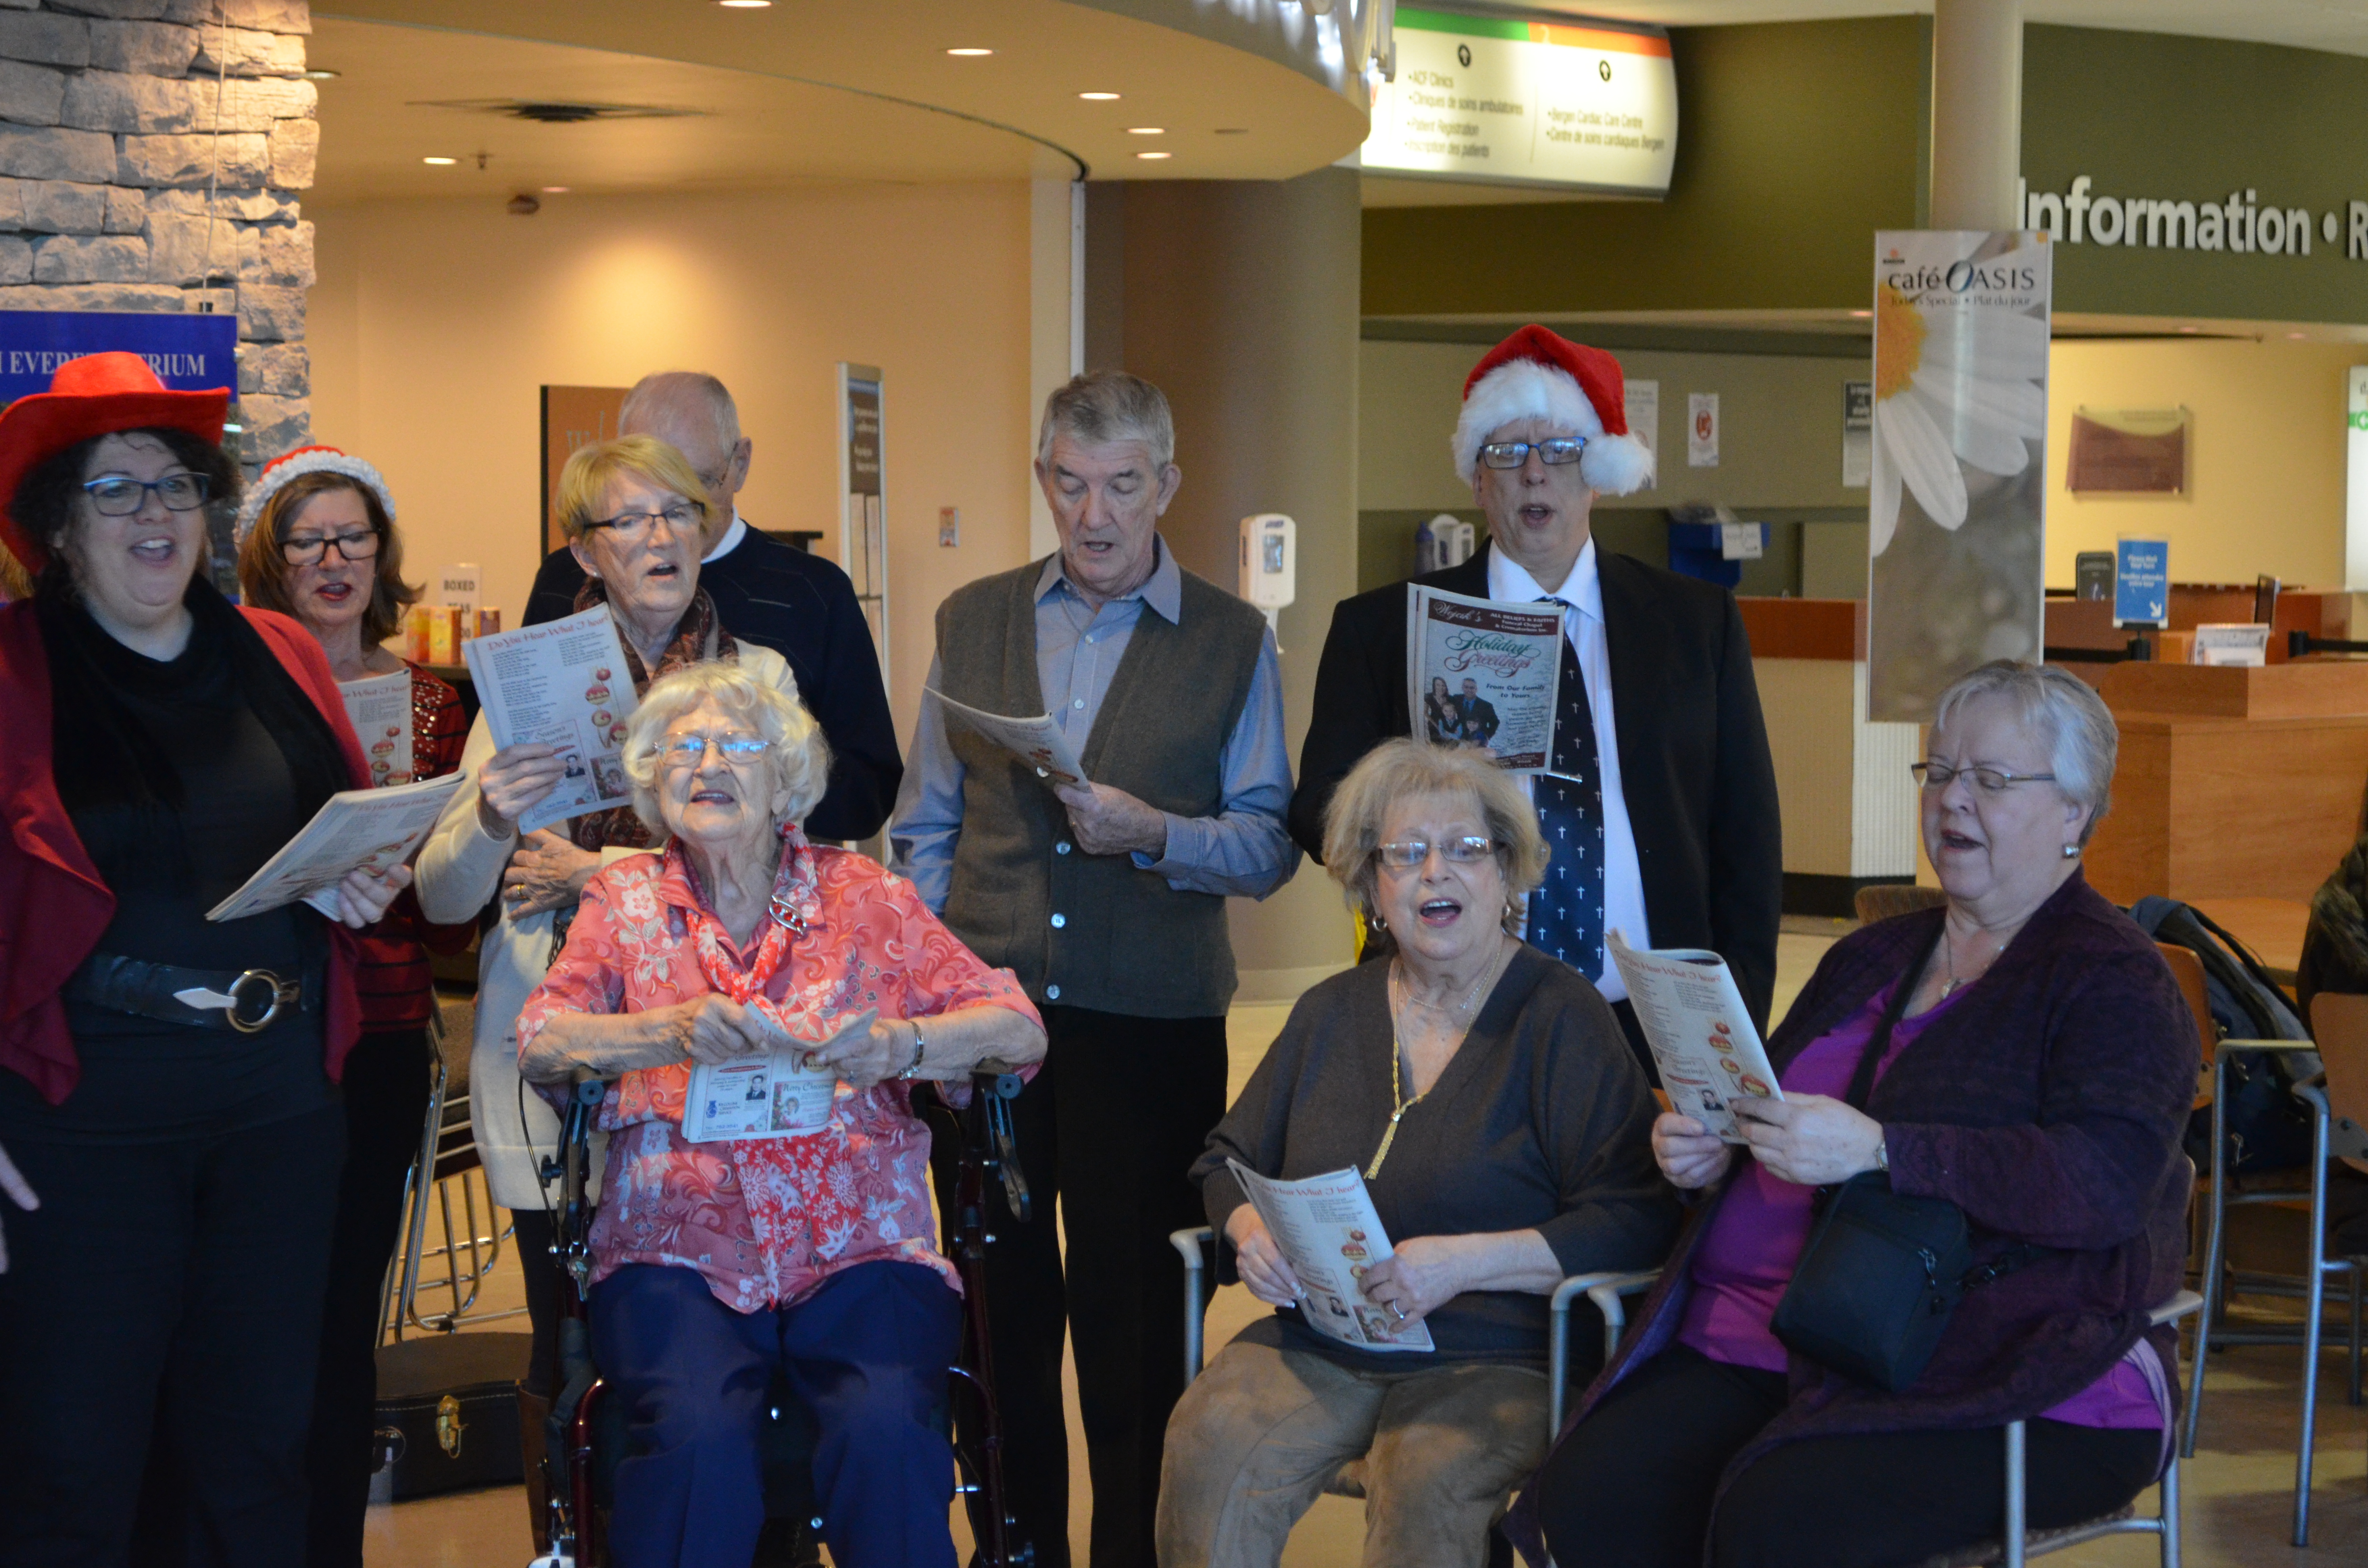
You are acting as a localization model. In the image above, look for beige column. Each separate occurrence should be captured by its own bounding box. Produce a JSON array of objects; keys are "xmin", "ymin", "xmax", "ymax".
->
[
  {"xmin": 1100, "ymin": 166, "xmax": 1363, "ymax": 997},
  {"xmin": 1929, "ymin": 0, "xmax": 2023, "ymax": 230}
]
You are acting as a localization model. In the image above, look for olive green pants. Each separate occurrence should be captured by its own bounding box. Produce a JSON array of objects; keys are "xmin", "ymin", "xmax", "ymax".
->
[{"xmin": 1157, "ymin": 1335, "xmax": 1550, "ymax": 1568}]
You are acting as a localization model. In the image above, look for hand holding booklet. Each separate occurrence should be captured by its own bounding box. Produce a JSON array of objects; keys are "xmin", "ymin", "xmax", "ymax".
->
[
  {"xmin": 1606, "ymin": 931, "xmax": 1783, "ymax": 1143},
  {"xmin": 462, "ymin": 606, "xmax": 641, "ymax": 833},
  {"xmin": 926, "ymin": 687, "xmax": 1087, "ymax": 788},
  {"xmin": 680, "ymin": 1008, "xmax": 876, "ymax": 1143},
  {"xmin": 206, "ymin": 772, "xmax": 464, "ymax": 922},
  {"xmin": 1226, "ymin": 1159, "xmax": 1435, "ymax": 1352}
]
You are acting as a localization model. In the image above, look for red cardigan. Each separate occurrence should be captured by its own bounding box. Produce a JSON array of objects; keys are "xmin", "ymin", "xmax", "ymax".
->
[{"xmin": 0, "ymin": 598, "xmax": 371, "ymax": 1105}]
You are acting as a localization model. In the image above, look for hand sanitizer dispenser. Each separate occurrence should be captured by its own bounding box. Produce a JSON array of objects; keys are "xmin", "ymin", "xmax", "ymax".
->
[{"xmin": 1239, "ymin": 513, "xmax": 1296, "ymax": 644}]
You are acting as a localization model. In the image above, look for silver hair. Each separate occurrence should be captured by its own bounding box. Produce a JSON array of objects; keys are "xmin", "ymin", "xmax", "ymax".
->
[
  {"xmin": 1930, "ymin": 660, "xmax": 2118, "ymax": 845},
  {"xmin": 1035, "ymin": 371, "xmax": 1175, "ymax": 474},
  {"xmin": 620, "ymin": 662, "xmax": 830, "ymax": 841},
  {"xmin": 1322, "ymin": 737, "xmax": 1551, "ymax": 934},
  {"xmin": 622, "ymin": 371, "xmax": 741, "ymax": 454}
]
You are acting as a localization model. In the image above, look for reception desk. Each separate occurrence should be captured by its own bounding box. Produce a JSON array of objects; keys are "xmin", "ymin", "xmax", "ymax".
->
[{"xmin": 2081, "ymin": 661, "xmax": 2368, "ymax": 907}]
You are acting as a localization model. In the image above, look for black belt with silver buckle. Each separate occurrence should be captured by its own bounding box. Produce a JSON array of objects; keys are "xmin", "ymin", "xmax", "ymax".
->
[{"xmin": 67, "ymin": 953, "xmax": 320, "ymax": 1034}]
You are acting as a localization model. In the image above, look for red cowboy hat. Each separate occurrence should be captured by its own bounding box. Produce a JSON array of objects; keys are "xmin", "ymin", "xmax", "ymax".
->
[{"xmin": 0, "ymin": 351, "xmax": 230, "ymax": 572}]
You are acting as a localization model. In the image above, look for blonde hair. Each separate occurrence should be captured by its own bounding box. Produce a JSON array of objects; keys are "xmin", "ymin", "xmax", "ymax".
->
[
  {"xmin": 1322, "ymin": 738, "xmax": 1549, "ymax": 933},
  {"xmin": 553, "ymin": 435, "xmax": 710, "ymax": 543},
  {"xmin": 621, "ymin": 662, "xmax": 831, "ymax": 839}
]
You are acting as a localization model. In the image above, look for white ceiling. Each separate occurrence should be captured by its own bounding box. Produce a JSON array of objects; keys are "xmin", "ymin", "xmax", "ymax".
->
[{"xmin": 1516, "ymin": 1, "xmax": 2368, "ymax": 58}]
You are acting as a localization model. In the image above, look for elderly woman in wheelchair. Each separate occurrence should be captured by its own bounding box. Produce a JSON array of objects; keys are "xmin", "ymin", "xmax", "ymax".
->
[
  {"xmin": 515, "ymin": 661, "xmax": 1045, "ymax": 1568},
  {"xmin": 1158, "ymin": 739, "xmax": 1678, "ymax": 1568}
]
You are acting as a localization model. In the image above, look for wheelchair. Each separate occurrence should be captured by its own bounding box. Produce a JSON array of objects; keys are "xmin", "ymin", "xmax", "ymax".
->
[{"xmin": 533, "ymin": 1063, "xmax": 1039, "ymax": 1568}]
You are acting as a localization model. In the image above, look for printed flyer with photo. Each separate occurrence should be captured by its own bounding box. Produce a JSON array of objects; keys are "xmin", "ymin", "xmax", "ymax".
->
[
  {"xmin": 462, "ymin": 606, "xmax": 640, "ymax": 833},
  {"xmin": 207, "ymin": 773, "xmax": 464, "ymax": 922},
  {"xmin": 1607, "ymin": 931, "xmax": 1783, "ymax": 1143},
  {"xmin": 679, "ymin": 1009, "xmax": 876, "ymax": 1144},
  {"xmin": 338, "ymin": 670, "xmax": 414, "ymax": 786},
  {"xmin": 926, "ymin": 687, "xmax": 1088, "ymax": 788},
  {"xmin": 1227, "ymin": 1160, "xmax": 1435, "ymax": 1353},
  {"xmin": 1405, "ymin": 587, "xmax": 1563, "ymax": 772}
]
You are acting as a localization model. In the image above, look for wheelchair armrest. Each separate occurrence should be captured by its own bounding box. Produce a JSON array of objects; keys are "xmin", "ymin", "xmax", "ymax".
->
[
  {"xmin": 2219, "ymin": 1038, "xmax": 2317, "ymax": 1055},
  {"xmin": 1547, "ymin": 1270, "xmax": 1660, "ymax": 1438},
  {"xmin": 2148, "ymin": 1289, "xmax": 2205, "ymax": 1328},
  {"xmin": 971, "ymin": 1059, "xmax": 1027, "ymax": 1101},
  {"xmin": 1173, "ymin": 1227, "xmax": 1217, "ymax": 1386}
]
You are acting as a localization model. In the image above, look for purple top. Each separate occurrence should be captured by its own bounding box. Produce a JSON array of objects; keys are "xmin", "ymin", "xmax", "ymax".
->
[{"xmin": 1679, "ymin": 981, "xmax": 2162, "ymax": 1429}]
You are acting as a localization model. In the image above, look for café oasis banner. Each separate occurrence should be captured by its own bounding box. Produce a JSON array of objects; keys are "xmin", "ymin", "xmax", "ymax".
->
[{"xmin": 1362, "ymin": 8, "xmax": 1677, "ymax": 196}]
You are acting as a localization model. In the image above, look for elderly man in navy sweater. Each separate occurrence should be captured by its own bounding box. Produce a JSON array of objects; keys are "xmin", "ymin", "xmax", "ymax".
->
[{"xmin": 522, "ymin": 370, "xmax": 901, "ymax": 843}]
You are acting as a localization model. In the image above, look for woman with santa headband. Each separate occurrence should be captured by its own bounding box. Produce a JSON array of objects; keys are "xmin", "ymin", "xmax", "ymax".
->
[{"xmin": 234, "ymin": 445, "xmax": 470, "ymax": 1567}]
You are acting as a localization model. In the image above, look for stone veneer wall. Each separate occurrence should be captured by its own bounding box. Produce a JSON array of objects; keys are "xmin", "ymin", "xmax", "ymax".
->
[{"xmin": 0, "ymin": 0, "xmax": 313, "ymax": 476}]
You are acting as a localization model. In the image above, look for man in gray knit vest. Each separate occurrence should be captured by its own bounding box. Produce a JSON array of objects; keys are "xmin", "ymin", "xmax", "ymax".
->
[{"xmin": 892, "ymin": 371, "xmax": 1298, "ymax": 1568}]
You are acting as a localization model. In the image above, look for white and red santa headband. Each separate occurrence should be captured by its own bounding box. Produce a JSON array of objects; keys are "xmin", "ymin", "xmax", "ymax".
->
[
  {"xmin": 234, "ymin": 444, "xmax": 399, "ymax": 546},
  {"xmin": 1453, "ymin": 324, "xmax": 1655, "ymax": 497}
]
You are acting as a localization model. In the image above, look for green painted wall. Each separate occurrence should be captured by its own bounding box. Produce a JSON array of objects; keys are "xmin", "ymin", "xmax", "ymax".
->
[
  {"xmin": 1364, "ymin": 19, "xmax": 2368, "ymax": 326},
  {"xmin": 2026, "ymin": 25, "xmax": 2368, "ymax": 322},
  {"xmin": 1360, "ymin": 17, "xmax": 1929, "ymax": 318}
]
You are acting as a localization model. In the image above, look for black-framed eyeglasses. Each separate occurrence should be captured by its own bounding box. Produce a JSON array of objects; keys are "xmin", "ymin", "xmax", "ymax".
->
[
  {"xmin": 82, "ymin": 473, "xmax": 210, "ymax": 515},
  {"xmin": 281, "ymin": 528, "xmax": 382, "ymax": 565},
  {"xmin": 1911, "ymin": 761, "xmax": 2059, "ymax": 795},
  {"xmin": 1377, "ymin": 835, "xmax": 1494, "ymax": 869},
  {"xmin": 1478, "ymin": 438, "xmax": 1587, "ymax": 469},
  {"xmin": 584, "ymin": 502, "xmax": 700, "ymax": 541}
]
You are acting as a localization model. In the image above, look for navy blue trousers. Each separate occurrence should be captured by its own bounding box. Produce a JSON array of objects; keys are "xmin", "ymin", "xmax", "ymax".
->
[{"xmin": 590, "ymin": 1259, "xmax": 963, "ymax": 1568}]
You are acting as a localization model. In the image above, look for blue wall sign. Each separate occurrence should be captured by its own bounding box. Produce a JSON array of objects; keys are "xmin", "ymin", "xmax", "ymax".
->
[
  {"xmin": 2113, "ymin": 537, "xmax": 2169, "ymax": 627},
  {"xmin": 0, "ymin": 309, "xmax": 237, "ymax": 405}
]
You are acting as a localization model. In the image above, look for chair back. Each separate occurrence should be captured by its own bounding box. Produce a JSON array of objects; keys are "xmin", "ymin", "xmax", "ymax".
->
[
  {"xmin": 2157, "ymin": 942, "xmax": 2217, "ymax": 1110},
  {"xmin": 2308, "ymin": 992, "xmax": 2368, "ymax": 1175},
  {"xmin": 1854, "ymin": 883, "xmax": 1947, "ymax": 925}
]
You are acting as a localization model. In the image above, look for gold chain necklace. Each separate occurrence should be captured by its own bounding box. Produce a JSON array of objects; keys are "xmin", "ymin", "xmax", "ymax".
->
[{"xmin": 1368, "ymin": 943, "xmax": 1505, "ymax": 1180}]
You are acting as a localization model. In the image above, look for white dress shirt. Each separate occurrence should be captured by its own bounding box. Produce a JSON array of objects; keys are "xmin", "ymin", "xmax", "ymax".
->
[{"xmin": 1489, "ymin": 539, "xmax": 1649, "ymax": 1004}]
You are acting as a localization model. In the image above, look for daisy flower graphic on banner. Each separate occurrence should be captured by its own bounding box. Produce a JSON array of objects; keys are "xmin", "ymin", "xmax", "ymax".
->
[{"xmin": 1871, "ymin": 273, "xmax": 2048, "ymax": 554}]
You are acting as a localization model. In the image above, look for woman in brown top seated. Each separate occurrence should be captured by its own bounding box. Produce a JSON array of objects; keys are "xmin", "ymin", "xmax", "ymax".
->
[{"xmin": 1159, "ymin": 738, "xmax": 1677, "ymax": 1568}]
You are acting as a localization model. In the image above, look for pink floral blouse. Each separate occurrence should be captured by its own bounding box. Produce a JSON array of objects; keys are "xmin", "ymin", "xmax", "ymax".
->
[{"xmin": 516, "ymin": 828, "xmax": 1041, "ymax": 1314}]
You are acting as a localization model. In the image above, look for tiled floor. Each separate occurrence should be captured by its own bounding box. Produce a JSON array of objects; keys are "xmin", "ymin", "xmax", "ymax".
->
[{"xmin": 365, "ymin": 933, "xmax": 2368, "ymax": 1568}]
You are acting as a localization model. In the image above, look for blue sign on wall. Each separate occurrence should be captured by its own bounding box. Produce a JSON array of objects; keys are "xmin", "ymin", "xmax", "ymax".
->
[
  {"xmin": 0, "ymin": 309, "xmax": 237, "ymax": 405},
  {"xmin": 2113, "ymin": 538, "xmax": 2169, "ymax": 627}
]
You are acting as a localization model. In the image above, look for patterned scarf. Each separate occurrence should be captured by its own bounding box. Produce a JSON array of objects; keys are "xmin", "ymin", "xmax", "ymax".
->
[
  {"xmin": 678, "ymin": 827, "xmax": 822, "ymax": 1005},
  {"xmin": 568, "ymin": 575, "xmax": 737, "ymax": 853}
]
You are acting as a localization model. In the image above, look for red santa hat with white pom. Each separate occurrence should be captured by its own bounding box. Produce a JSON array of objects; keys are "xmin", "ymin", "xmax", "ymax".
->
[
  {"xmin": 1453, "ymin": 324, "xmax": 1656, "ymax": 497},
  {"xmin": 234, "ymin": 444, "xmax": 398, "ymax": 546}
]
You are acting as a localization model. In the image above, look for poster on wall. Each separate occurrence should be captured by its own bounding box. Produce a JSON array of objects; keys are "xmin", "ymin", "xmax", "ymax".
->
[
  {"xmin": 1866, "ymin": 231, "xmax": 2051, "ymax": 722},
  {"xmin": 1842, "ymin": 381, "xmax": 1873, "ymax": 488},
  {"xmin": 838, "ymin": 363, "xmax": 888, "ymax": 687},
  {"xmin": 541, "ymin": 386, "xmax": 629, "ymax": 558},
  {"xmin": 1687, "ymin": 393, "xmax": 1718, "ymax": 467},
  {"xmin": 1624, "ymin": 380, "xmax": 1658, "ymax": 462}
]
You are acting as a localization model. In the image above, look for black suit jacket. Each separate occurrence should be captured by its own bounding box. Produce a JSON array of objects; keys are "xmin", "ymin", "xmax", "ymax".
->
[
  {"xmin": 526, "ymin": 527, "xmax": 903, "ymax": 842},
  {"xmin": 1289, "ymin": 541, "xmax": 1783, "ymax": 1028}
]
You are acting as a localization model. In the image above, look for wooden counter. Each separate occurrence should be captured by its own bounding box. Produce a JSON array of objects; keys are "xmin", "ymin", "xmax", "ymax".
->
[{"xmin": 2081, "ymin": 662, "xmax": 2368, "ymax": 906}]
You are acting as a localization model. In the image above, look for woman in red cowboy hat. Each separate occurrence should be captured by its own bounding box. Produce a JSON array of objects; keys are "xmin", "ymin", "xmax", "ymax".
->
[
  {"xmin": 235, "ymin": 444, "xmax": 472, "ymax": 1567},
  {"xmin": 0, "ymin": 352, "xmax": 413, "ymax": 1565}
]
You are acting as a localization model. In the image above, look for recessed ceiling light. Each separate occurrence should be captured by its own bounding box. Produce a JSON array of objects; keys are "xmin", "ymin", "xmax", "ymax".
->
[
  {"xmin": 1078, "ymin": 91, "xmax": 1120, "ymax": 101},
  {"xmin": 303, "ymin": 68, "xmax": 340, "ymax": 80},
  {"xmin": 1849, "ymin": 309, "xmax": 1871, "ymax": 318},
  {"xmin": 717, "ymin": 0, "xmax": 771, "ymax": 7},
  {"xmin": 1135, "ymin": 150, "xmax": 1172, "ymax": 160},
  {"xmin": 946, "ymin": 47, "xmax": 993, "ymax": 56},
  {"xmin": 542, "ymin": 185, "xmax": 570, "ymax": 193},
  {"xmin": 1127, "ymin": 126, "xmax": 1165, "ymax": 135},
  {"xmin": 1214, "ymin": 127, "xmax": 1249, "ymax": 135},
  {"xmin": 2177, "ymin": 325, "xmax": 2200, "ymax": 333},
  {"xmin": 422, "ymin": 156, "xmax": 457, "ymax": 165},
  {"xmin": 2287, "ymin": 331, "xmax": 2306, "ymax": 339}
]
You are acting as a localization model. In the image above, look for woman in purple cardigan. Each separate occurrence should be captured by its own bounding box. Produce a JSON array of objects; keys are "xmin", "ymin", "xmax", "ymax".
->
[{"xmin": 1525, "ymin": 662, "xmax": 2197, "ymax": 1568}]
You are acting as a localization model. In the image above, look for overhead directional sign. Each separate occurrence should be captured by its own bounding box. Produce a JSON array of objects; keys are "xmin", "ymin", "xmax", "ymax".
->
[{"xmin": 1362, "ymin": 9, "xmax": 1677, "ymax": 196}]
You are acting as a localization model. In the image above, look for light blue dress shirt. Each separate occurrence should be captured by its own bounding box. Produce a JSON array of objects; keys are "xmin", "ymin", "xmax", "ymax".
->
[{"xmin": 890, "ymin": 539, "xmax": 1301, "ymax": 913}]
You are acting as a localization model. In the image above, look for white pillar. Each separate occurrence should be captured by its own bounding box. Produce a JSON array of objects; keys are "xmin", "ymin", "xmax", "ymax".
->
[
  {"xmin": 1929, "ymin": 0, "xmax": 2023, "ymax": 231},
  {"xmin": 1027, "ymin": 177, "xmax": 1083, "ymax": 558}
]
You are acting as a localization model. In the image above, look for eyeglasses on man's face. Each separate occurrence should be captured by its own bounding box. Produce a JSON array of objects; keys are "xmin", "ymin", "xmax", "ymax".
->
[
  {"xmin": 282, "ymin": 527, "xmax": 382, "ymax": 566},
  {"xmin": 1911, "ymin": 761, "xmax": 2058, "ymax": 796},
  {"xmin": 660, "ymin": 731, "xmax": 771, "ymax": 768},
  {"xmin": 1377, "ymin": 835, "xmax": 1495, "ymax": 869},
  {"xmin": 1478, "ymin": 438, "xmax": 1586, "ymax": 470},
  {"xmin": 585, "ymin": 502, "xmax": 700, "ymax": 542},
  {"xmin": 82, "ymin": 473, "xmax": 210, "ymax": 516}
]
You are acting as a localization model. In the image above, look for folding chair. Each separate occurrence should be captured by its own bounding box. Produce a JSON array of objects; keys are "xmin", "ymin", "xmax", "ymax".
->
[
  {"xmin": 386, "ymin": 995, "xmax": 522, "ymax": 1338},
  {"xmin": 2282, "ymin": 992, "xmax": 2368, "ymax": 1544}
]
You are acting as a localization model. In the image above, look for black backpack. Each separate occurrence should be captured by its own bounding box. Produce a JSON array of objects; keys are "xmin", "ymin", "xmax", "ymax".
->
[{"xmin": 2130, "ymin": 896, "xmax": 2318, "ymax": 1175}]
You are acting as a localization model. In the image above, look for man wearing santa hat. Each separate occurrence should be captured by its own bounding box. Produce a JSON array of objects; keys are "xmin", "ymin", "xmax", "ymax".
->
[{"xmin": 1292, "ymin": 325, "xmax": 1781, "ymax": 1061}]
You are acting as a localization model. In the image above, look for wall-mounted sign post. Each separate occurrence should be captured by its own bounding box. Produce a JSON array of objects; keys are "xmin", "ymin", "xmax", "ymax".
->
[
  {"xmin": 839, "ymin": 363, "xmax": 888, "ymax": 688},
  {"xmin": 1866, "ymin": 230, "xmax": 2051, "ymax": 721},
  {"xmin": 1361, "ymin": 9, "xmax": 1677, "ymax": 196}
]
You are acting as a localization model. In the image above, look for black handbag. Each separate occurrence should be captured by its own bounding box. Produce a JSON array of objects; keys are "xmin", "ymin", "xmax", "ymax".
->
[{"xmin": 1771, "ymin": 926, "xmax": 2040, "ymax": 1392}]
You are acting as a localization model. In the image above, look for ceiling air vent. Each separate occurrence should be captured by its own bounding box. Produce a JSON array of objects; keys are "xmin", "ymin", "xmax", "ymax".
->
[{"xmin": 417, "ymin": 99, "xmax": 706, "ymax": 123}]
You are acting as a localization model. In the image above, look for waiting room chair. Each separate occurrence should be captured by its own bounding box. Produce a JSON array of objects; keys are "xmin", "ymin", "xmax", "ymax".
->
[
  {"xmin": 2279, "ymin": 992, "xmax": 2368, "ymax": 1544},
  {"xmin": 385, "ymin": 995, "xmax": 522, "ymax": 1338},
  {"xmin": 1853, "ymin": 883, "xmax": 1948, "ymax": 925}
]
